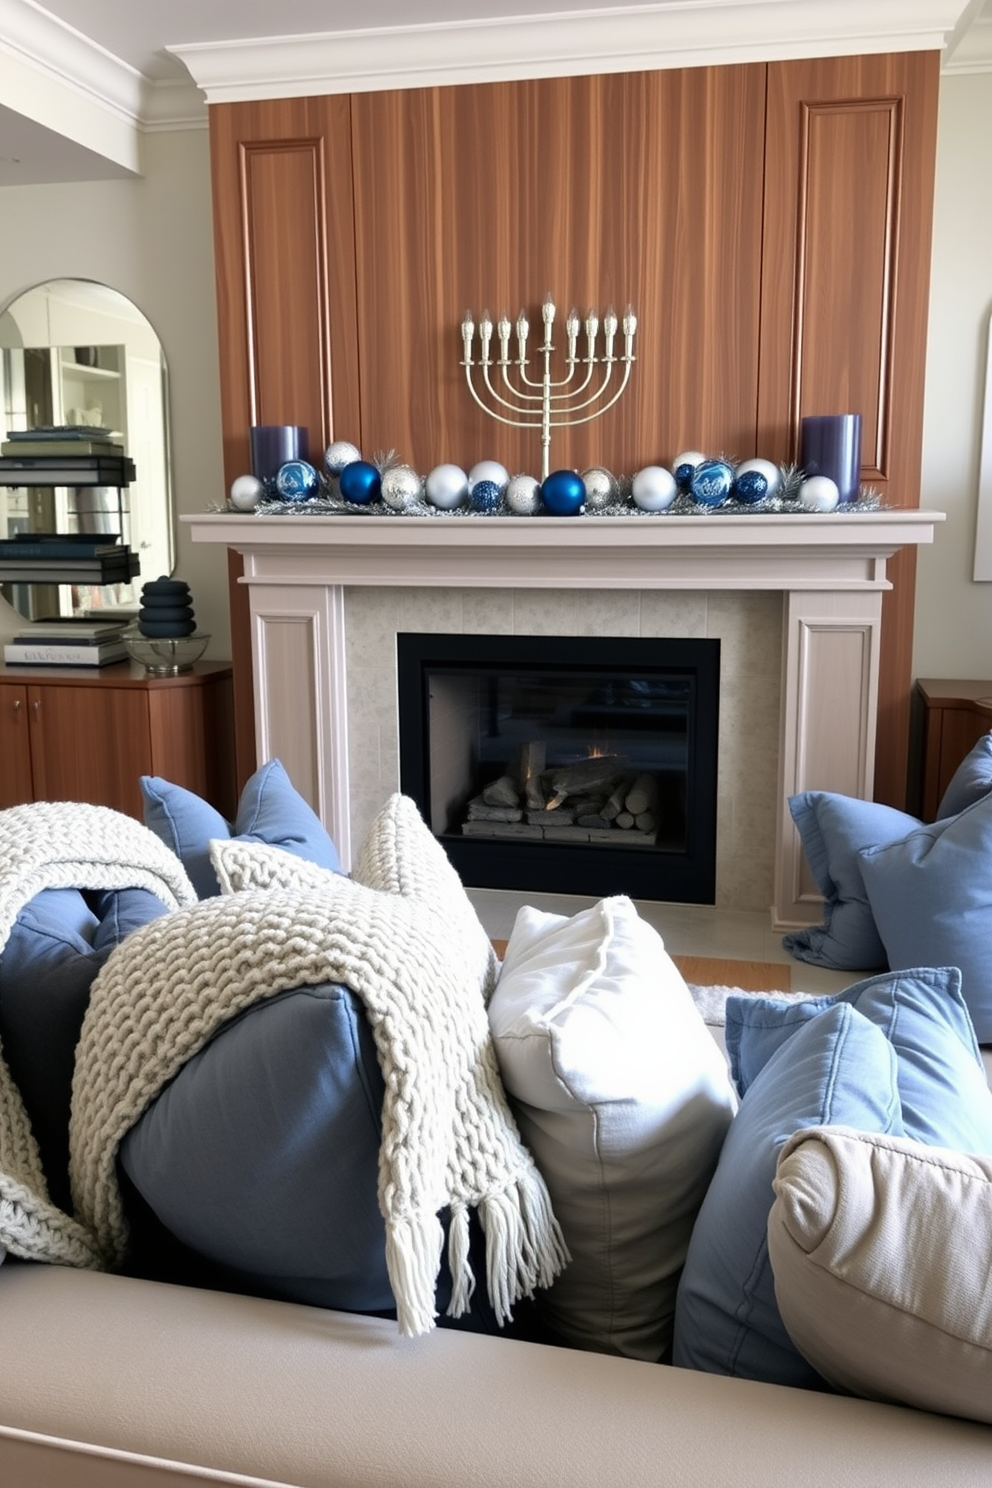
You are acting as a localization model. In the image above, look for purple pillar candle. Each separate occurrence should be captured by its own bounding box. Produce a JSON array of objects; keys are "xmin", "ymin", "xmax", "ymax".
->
[
  {"xmin": 800, "ymin": 414, "xmax": 862, "ymax": 505},
  {"xmin": 249, "ymin": 425, "xmax": 309, "ymax": 482}
]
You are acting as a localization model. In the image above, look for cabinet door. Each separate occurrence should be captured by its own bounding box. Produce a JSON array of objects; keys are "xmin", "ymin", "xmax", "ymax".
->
[
  {"xmin": 28, "ymin": 683, "xmax": 151, "ymax": 816},
  {"xmin": 0, "ymin": 683, "xmax": 35, "ymax": 808}
]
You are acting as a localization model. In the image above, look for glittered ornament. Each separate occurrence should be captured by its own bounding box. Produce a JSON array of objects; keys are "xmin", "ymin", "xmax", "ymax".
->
[
  {"xmin": 275, "ymin": 459, "xmax": 319, "ymax": 501},
  {"xmin": 672, "ymin": 450, "xmax": 707, "ymax": 490},
  {"xmin": 799, "ymin": 474, "xmax": 840, "ymax": 511},
  {"xmin": 690, "ymin": 459, "xmax": 735, "ymax": 508},
  {"xmin": 380, "ymin": 464, "xmax": 423, "ymax": 511},
  {"xmin": 582, "ymin": 467, "xmax": 619, "ymax": 511},
  {"xmin": 468, "ymin": 460, "xmax": 510, "ymax": 493},
  {"xmin": 631, "ymin": 465, "xmax": 677, "ymax": 512},
  {"xmin": 338, "ymin": 459, "xmax": 382, "ymax": 505},
  {"xmin": 505, "ymin": 473, "xmax": 542, "ymax": 514},
  {"xmin": 735, "ymin": 457, "xmax": 782, "ymax": 502},
  {"xmin": 324, "ymin": 440, "xmax": 363, "ymax": 476},
  {"xmin": 541, "ymin": 469, "xmax": 585, "ymax": 516},
  {"xmin": 469, "ymin": 479, "xmax": 501, "ymax": 513},
  {"xmin": 425, "ymin": 463, "xmax": 469, "ymax": 510},
  {"xmin": 733, "ymin": 469, "xmax": 769, "ymax": 504},
  {"xmin": 229, "ymin": 473, "xmax": 265, "ymax": 511}
]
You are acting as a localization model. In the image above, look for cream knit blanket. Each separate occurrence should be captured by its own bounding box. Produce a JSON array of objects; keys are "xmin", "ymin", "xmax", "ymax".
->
[
  {"xmin": 0, "ymin": 801, "xmax": 197, "ymax": 1268},
  {"xmin": 66, "ymin": 793, "xmax": 567, "ymax": 1335}
]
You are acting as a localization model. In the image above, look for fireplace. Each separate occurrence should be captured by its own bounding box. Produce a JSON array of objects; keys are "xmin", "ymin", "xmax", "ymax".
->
[
  {"xmin": 397, "ymin": 633, "xmax": 720, "ymax": 902},
  {"xmin": 185, "ymin": 505, "xmax": 944, "ymax": 927}
]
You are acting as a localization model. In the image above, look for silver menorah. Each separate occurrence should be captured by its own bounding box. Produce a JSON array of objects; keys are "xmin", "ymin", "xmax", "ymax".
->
[{"xmin": 460, "ymin": 295, "xmax": 636, "ymax": 481}]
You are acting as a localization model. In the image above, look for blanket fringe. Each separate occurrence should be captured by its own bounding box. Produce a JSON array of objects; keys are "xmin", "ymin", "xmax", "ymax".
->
[
  {"xmin": 385, "ymin": 1212, "xmax": 445, "ymax": 1337},
  {"xmin": 479, "ymin": 1172, "xmax": 570, "ymax": 1326},
  {"xmin": 445, "ymin": 1202, "xmax": 475, "ymax": 1318}
]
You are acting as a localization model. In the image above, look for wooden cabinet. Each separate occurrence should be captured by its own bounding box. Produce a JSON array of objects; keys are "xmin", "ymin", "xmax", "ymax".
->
[
  {"xmin": 914, "ymin": 679, "xmax": 992, "ymax": 821},
  {"xmin": 0, "ymin": 659, "xmax": 235, "ymax": 820}
]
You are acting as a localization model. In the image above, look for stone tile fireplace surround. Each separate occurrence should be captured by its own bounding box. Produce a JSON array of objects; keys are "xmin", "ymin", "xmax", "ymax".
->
[{"xmin": 187, "ymin": 508, "xmax": 943, "ymax": 928}]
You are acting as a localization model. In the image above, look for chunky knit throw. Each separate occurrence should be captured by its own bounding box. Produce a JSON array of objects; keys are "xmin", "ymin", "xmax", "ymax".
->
[
  {"xmin": 67, "ymin": 793, "xmax": 567, "ymax": 1335},
  {"xmin": 0, "ymin": 802, "xmax": 197, "ymax": 1268}
]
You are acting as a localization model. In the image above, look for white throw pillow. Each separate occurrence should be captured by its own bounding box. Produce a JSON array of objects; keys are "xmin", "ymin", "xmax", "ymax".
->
[
  {"xmin": 769, "ymin": 1125, "xmax": 992, "ymax": 1424},
  {"xmin": 488, "ymin": 895, "xmax": 736, "ymax": 1361}
]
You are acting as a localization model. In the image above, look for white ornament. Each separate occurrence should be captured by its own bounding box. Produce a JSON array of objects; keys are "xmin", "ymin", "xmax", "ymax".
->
[
  {"xmin": 468, "ymin": 460, "xmax": 510, "ymax": 493},
  {"xmin": 582, "ymin": 467, "xmax": 619, "ymax": 511},
  {"xmin": 735, "ymin": 457, "xmax": 783, "ymax": 498},
  {"xmin": 799, "ymin": 475, "xmax": 840, "ymax": 512},
  {"xmin": 324, "ymin": 440, "xmax": 363, "ymax": 475},
  {"xmin": 426, "ymin": 463, "xmax": 469, "ymax": 510},
  {"xmin": 229, "ymin": 473, "xmax": 265, "ymax": 511},
  {"xmin": 380, "ymin": 464, "xmax": 423, "ymax": 511},
  {"xmin": 631, "ymin": 465, "xmax": 677, "ymax": 512},
  {"xmin": 672, "ymin": 450, "xmax": 706, "ymax": 475},
  {"xmin": 505, "ymin": 473, "xmax": 542, "ymax": 515}
]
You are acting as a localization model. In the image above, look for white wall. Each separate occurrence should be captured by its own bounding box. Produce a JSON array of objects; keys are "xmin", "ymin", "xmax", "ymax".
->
[
  {"xmin": 0, "ymin": 129, "xmax": 231, "ymax": 656},
  {"xmin": 915, "ymin": 69, "xmax": 992, "ymax": 681}
]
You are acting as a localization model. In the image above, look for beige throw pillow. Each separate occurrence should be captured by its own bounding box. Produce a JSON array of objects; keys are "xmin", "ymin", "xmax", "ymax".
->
[
  {"xmin": 769, "ymin": 1125, "xmax": 992, "ymax": 1424},
  {"xmin": 489, "ymin": 895, "xmax": 736, "ymax": 1362}
]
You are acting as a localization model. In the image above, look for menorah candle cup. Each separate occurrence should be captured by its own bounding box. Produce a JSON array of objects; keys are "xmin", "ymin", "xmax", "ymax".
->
[
  {"xmin": 800, "ymin": 414, "xmax": 862, "ymax": 505},
  {"xmin": 250, "ymin": 425, "xmax": 309, "ymax": 482}
]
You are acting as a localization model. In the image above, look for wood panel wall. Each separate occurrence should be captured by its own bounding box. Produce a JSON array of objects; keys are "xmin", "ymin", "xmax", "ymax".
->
[{"xmin": 208, "ymin": 52, "xmax": 939, "ymax": 806}]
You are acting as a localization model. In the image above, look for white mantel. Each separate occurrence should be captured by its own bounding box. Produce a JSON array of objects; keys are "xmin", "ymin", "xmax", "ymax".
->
[{"xmin": 186, "ymin": 506, "xmax": 944, "ymax": 926}]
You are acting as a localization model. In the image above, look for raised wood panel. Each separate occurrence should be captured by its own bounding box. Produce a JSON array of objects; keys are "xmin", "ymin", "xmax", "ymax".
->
[
  {"xmin": 758, "ymin": 51, "xmax": 939, "ymax": 809},
  {"xmin": 27, "ymin": 684, "xmax": 152, "ymax": 814},
  {"xmin": 210, "ymin": 97, "xmax": 362, "ymax": 785},
  {"xmin": 348, "ymin": 66, "xmax": 767, "ymax": 477}
]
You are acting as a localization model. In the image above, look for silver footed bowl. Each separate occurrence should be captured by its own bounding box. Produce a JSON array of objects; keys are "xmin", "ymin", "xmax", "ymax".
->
[{"xmin": 124, "ymin": 630, "xmax": 210, "ymax": 675}]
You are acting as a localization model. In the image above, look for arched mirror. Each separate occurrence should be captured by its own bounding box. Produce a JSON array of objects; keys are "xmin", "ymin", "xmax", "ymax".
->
[{"xmin": 0, "ymin": 278, "xmax": 174, "ymax": 620}]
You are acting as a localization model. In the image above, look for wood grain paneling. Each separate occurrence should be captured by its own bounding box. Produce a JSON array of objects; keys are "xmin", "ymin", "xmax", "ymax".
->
[
  {"xmin": 349, "ymin": 67, "xmax": 767, "ymax": 476},
  {"xmin": 210, "ymin": 97, "xmax": 362, "ymax": 783},
  {"xmin": 758, "ymin": 51, "xmax": 939, "ymax": 807}
]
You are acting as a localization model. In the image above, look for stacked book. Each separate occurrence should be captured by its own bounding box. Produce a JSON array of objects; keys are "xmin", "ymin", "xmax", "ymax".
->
[
  {"xmin": 0, "ymin": 534, "xmax": 139, "ymax": 585},
  {"xmin": 3, "ymin": 617, "xmax": 130, "ymax": 668},
  {"xmin": 0, "ymin": 427, "xmax": 134, "ymax": 488}
]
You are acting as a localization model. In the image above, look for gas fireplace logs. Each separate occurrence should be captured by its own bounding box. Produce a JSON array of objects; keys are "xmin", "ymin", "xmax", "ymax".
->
[{"xmin": 462, "ymin": 745, "xmax": 661, "ymax": 846}]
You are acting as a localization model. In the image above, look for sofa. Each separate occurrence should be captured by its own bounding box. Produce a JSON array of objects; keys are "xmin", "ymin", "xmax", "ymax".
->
[{"xmin": 0, "ymin": 758, "xmax": 991, "ymax": 1487}]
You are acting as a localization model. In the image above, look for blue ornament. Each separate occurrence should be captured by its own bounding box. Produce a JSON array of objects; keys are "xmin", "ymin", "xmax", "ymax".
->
[
  {"xmin": 690, "ymin": 459, "xmax": 734, "ymax": 508},
  {"xmin": 672, "ymin": 450, "xmax": 706, "ymax": 490},
  {"xmin": 733, "ymin": 468, "xmax": 769, "ymax": 504},
  {"xmin": 470, "ymin": 478, "xmax": 501, "ymax": 513},
  {"xmin": 274, "ymin": 459, "xmax": 319, "ymax": 501},
  {"xmin": 339, "ymin": 459, "xmax": 382, "ymax": 505},
  {"xmin": 541, "ymin": 469, "xmax": 585, "ymax": 516}
]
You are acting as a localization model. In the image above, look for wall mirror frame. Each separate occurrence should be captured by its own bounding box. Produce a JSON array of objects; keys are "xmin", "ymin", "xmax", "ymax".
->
[{"xmin": 0, "ymin": 277, "xmax": 175, "ymax": 619}]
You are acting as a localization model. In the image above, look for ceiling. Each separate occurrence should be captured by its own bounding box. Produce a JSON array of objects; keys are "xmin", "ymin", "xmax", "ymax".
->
[{"xmin": 1, "ymin": 0, "xmax": 991, "ymax": 186}]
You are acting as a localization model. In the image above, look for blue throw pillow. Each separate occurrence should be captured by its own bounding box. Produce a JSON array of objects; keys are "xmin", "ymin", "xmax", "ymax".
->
[
  {"xmin": 140, "ymin": 758, "xmax": 342, "ymax": 898},
  {"xmin": 782, "ymin": 792, "xmax": 922, "ymax": 970},
  {"xmin": 858, "ymin": 793, "xmax": 992, "ymax": 1043},
  {"xmin": 935, "ymin": 732, "xmax": 992, "ymax": 819},
  {"xmin": 0, "ymin": 887, "xmax": 168, "ymax": 1212},
  {"xmin": 119, "ymin": 982, "xmax": 501, "ymax": 1333},
  {"xmin": 725, "ymin": 967, "xmax": 992, "ymax": 1152},
  {"xmin": 672, "ymin": 1003, "xmax": 903, "ymax": 1387}
]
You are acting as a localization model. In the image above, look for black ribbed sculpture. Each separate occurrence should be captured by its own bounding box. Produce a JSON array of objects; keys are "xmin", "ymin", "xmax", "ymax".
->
[{"xmin": 138, "ymin": 577, "xmax": 196, "ymax": 638}]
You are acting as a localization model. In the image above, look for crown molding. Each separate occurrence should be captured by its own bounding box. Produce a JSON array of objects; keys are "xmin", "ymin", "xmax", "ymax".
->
[
  {"xmin": 942, "ymin": 10, "xmax": 992, "ymax": 70},
  {"xmin": 168, "ymin": 1, "xmax": 969, "ymax": 103}
]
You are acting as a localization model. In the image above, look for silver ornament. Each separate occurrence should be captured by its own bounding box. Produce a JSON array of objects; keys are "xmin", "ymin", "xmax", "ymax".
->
[
  {"xmin": 631, "ymin": 465, "xmax": 677, "ymax": 512},
  {"xmin": 425, "ymin": 463, "xmax": 469, "ymax": 510},
  {"xmin": 582, "ymin": 467, "xmax": 619, "ymax": 511},
  {"xmin": 324, "ymin": 440, "xmax": 363, "ymax": 476},
  {"xmin": 380, "ymin": 463, "xmax": 423, "ymax": 511},
  {"xmin": 799, "ymin": 475, "xmax": 840, "ymax": 511},
  {"xmin": 229, "ymin": 473, "xmax": 265, "ymax": 511},
  {"xmin": 505, "ymin": 473, "xmax": 542, "ymax": 514}
]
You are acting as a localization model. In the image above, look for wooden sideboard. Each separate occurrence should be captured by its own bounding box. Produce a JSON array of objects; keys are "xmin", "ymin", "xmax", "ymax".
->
[
  {"xmin": 915, "ymin": 679, "xmax": 992, "ymax": 821},
  {"xmin": 0, "ymin": 659, "xmax": 235, "ymax": 822}
]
